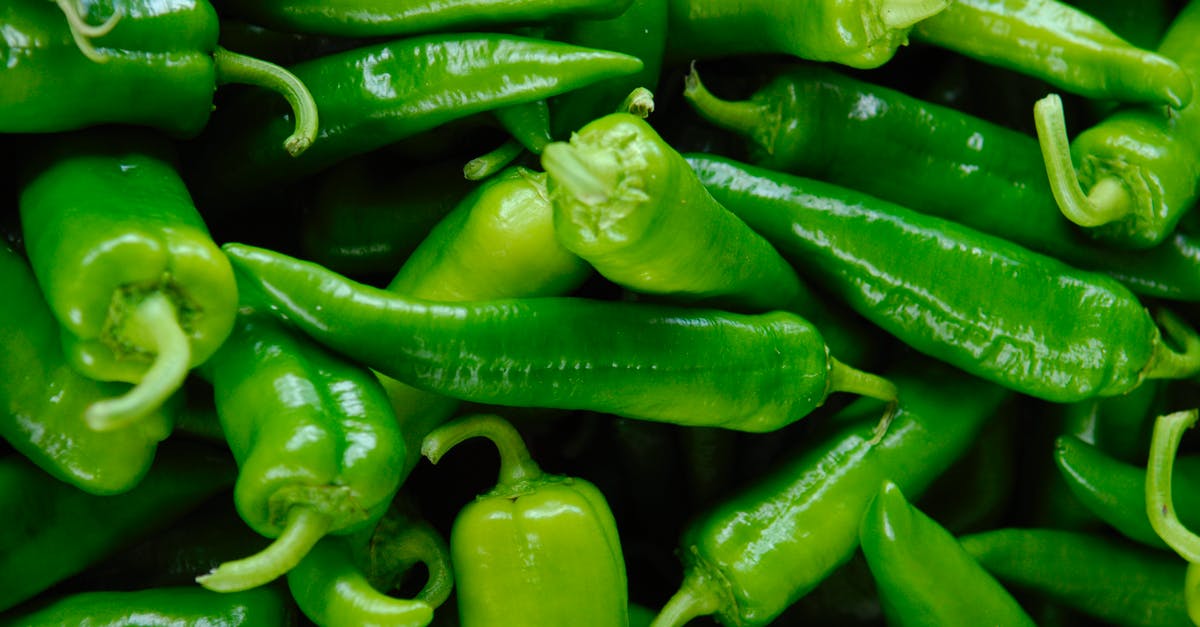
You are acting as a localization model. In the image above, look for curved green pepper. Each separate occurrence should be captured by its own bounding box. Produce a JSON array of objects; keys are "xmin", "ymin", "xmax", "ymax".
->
[
  {"xmin": 198, "ymin": 308, "xmax": 405, "ymax": 592},
  {"xmin": 18, "ymin": 130, "xmax": 237, "ymax": 432},
  {"xmin": 0, "ymin": 243, "xmax": 171, "ymax": 495},
  {"xmin": 1, "ymin": 0, "xmax": 317, "ymax": 151},
  {"xmin": 1, "ymin": 586, "xmax": 292, "ymax": 627},
  {"xmin": 423, "ymin": 414, "xmax": 628, "ymax": 627}
]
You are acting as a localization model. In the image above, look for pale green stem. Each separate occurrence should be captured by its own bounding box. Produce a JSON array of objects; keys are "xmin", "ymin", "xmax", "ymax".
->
[
  {"xmin": 621, "ymin": 87, "xmax": 656, "ymax": 118},
  {"xmin": 421, "ymin": 414, "xmax": 542, "ymax": 490},
  {"xmin": 463, "ymin": 139, "xmax": 524, "ymax": 181},
  {"xmin": 213, "ymin": 47, "xmax": 319, "ymax": 157},
  {"xmin": 1143, "ymin": 309, "xmax": 1200, "ymax": 381},
  {"xmin": 879, "ymin": 0, "xmax": 952, "ymax": 30},
  {"xmin": 198, "ymin": 507, "xmax": 332, "ymax": 592},
  {"xmin": 1146, "ymin": 410, "xmax": 1200, "ymax": 564},
  {"xmin": 541, "ymin": 142, "xmax": 613, "ymax": 206},
  {"xmin": 53, "ymin": 0, "xmax": 121, "ymax": 63}
]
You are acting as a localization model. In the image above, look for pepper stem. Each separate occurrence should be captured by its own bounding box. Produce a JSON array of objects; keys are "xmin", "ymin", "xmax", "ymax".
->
[
  {"xmin": 541, "ymin": 142, "xmax": 614, "ymax": 206},
  {"xmin": 1146, "ymin": 410, "xmax": 1200, "ymax": 564},
  {"xmin": 1033, "ymin": 94, "xmax": 1134, "ymax": 228},
  {"xmin": 650, "ymin": 568, "xmax": 725, "ymax": 627},
  {"xmin": 683, "ymin": 65, "xmax": 768, "ymax": 142},
  {"xmin": 213, "ymin": 47, "xmax": 319, "ymax": 157},
  {"xmin": 1188, "ymin": 563, "xmax": 1200, "ymax": 625},
  {"xmin": 620, "ymin": 87, "xmax": 656, "ymax": 118},
  {"xmin": 198, "ymin": 507, "xmax": 333, "ymax": 592},
  {"xmin": 421, "ymin": 414, "xmax": 543, "ymax": 491},
  {"xmin": 85, "ymin": 292, "xmax": 190, "ymax": 432},
  {"xmin": 1142, "ymin": 309, "xmax": 1200, "ymax": 382},
  {"xmin": 463, "ymin": 139, "xmax": 525, "ymax": 181},
  {"xmin": 53, "ymin": 0, "xmax": 121, "ymax": 63},
  {"xmin": 878, "ymin": 0, "xmax": 951, "ymax": 30},
  {"xmin": 828, "ymin": 357, "xmax": 900, "ymax": 444},
  {"xmin": 369, "ymin": 518, "xmax": 454, "ymax": 608}
]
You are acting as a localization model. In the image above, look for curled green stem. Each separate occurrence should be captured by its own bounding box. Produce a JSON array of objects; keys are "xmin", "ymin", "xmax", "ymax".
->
[
  {"xmin": 85, "ymin": 292, "xmax": 190, "ymax": 432},
  {"xmin": 54, "ymin": 0, "xmax": 121, "ymax": 63},
  {"xmin": 683, "ymin": 65, "xmax": 767, "ymax": 140},
  {"xmin": 1143, "ymin": 309, "xmax": 1200, "ymax": 382},
  {"xmin": 463, "ymin": 139, "xmax": 525, "ymax": 181},
  {"xmin": 650, "ymin": 565, "xmax": 725, "ymax": 627},
  {"xmin": 213, "ymin": 47, "xmax": 319, "ymax": 157},
  {"xmin": 198, "ymin": 507, "xmax": 332, "ymax": 592},
  {"xmin": 1146, "ymin": 409, "xmax": 1200, "ymax": 564},
  {"xmin": 422, "ymin": 414, "xmax": 542, "ymax": 491},
  {"xmin": 620, "ymin": 88, "xmax": 656, "ymax": 118},
  {"xmin": 370, "ymin": 519, "xmax": 454, "ymax": 608},
  {"xmin": 1033, "ymin": 94, "xmax": 1133, "ymax": 228},
  {"xmin": 541, "ymin": 142, "xmax": 613, "ymax": 206}
]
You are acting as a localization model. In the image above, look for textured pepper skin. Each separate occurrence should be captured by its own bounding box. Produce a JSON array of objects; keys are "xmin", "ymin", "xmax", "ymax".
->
[
  {"xmin": 0, "ymin": 442, "xmax": 235, "ymax": 612},
  {"xmin": 654, "ymin": 365, "xmax": 1009, "ymax": 627},
  {"xmin": 0, "ymin": 0, "xmax": 219, "ymax": 136},
  {"xmin": 1, "ymin": 586, "xmax": 291, "ymax": 627},
  {"xmin": 961, "ymin": 528, "xmax": 1192, "ymax": 627},
  {"xmin": 683, "ymin": 64, "xmax": 1200, "ymax": 301},
  {"xmin": 191, "ymin": 34, "xmax": 643, "ymax": 199},
  {"xmin": 221, "ymin": 0, "xmax": 634, "ymax": 36},
  {"xmin": 859, "ymin": 482, "xmax": 1034, "ymax": 626},
  {"xmin": 687, "ymin": 154, "xmax": 1195, "ymax": 403},
  {"xmin": 19, "ymin": 131, "xmax": 236, "ymax": 385},
  {"xmin": 223, "ymin": 243, "xmax": 894, "ymax": 433},
  {"xmin": 0, "ymin": 244, "xmax": 170, "ymax": 495}
]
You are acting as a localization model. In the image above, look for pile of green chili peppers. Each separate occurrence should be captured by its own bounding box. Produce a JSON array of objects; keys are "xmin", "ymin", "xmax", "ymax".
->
[{"xmin": 8, "ymin": 0, "xmax": 1200, "ymax": 625}]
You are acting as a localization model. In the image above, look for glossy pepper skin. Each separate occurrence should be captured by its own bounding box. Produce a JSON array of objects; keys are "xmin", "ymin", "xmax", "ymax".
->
[
  {"xmin": 859, "ymin": 482, "xmax": 1034, "ymax": 626},
  {"xmin": 198, "ymin": 307, "xmax": 405, "ymax": 592},
  {"xmin": 961, "ymin": 528, "xmax": 1192, "ymax": 627},
  {"xmin": 652, "ymin": 365, "xmax": 1009, "ymax": 627},
  {"xmin": 19, "ymin": 130, "xmax": 237, "ymax": 431},
  {"xmin": 0, "ymin": 442, "xmax": 235, "ymax": 612},
  {"xmin": 190, "ymin": 34, "xmax": 643, "ymax": 201},
  {"xmin": 223, "ymin": 243, "xmax": 897, "ymax": 433},
  {"xmin": 0, "ymin": 243, "xmax": 170, "ymax": 495},
  {"xmin": 423, "ymin": 415, "xmax": 628, "ymax": 627},
  {"xmin": 1035, "ymin": 1, "xmax": 1200, "ymax": 249},
  {"xmin": 1, "ymin": 586, "xmax": 292, "ymax": 627},
  {"xmin": 663, "ymin": 0, "xmax": 951, "ymax": 69},
  {"xmin": 687, "ymin": 154, "xmax": 1200, "ymax": 403},
  {"xmin": 683, "ymin": 64, "xmax": 1200, "ymax": 301},
  {"xmin": 914, "ymin": 0, "xmax": 1192, "ymax": 108}
]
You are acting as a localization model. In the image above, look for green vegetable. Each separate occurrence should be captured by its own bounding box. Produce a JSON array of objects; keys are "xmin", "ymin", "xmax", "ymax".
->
[{"xmin": 0, "ymin": 586, "xmax": 292, "ymax": 627}]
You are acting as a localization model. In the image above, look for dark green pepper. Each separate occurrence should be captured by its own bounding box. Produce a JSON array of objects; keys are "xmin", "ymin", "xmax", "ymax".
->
[
  {"xmin": 422, "ymin": 414, "xmax": 627, "ymax": 627},
  {"xmin": 1, "ymin": 586, "xmax": 292, "ymax": 627},
  {"xmin": 0, "ymin": 242, "xmax": 170, "ymax": 495}
]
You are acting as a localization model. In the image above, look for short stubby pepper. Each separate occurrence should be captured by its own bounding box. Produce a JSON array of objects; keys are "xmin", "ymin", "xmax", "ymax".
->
[
  {"xmin": 422, "ymin": 414, "xmax": 628, "ymax": 627},
  {"xmin": 18, "ymin": 130, "xmax": 238, "ymax": 431},
  {"xmin": 1, "ymin": 0, "xmax": 318, "ymax": 152},
  {"xmin": 197, "ymin": 307, "xmax": 406, "ymax": 593},
  {"xmin": 0, "ymin": 243, "xmax": 170, "ymax": 495},
  {"xmin": 222, "ymin": 243, "xmax": 899, "ymax": 434}
]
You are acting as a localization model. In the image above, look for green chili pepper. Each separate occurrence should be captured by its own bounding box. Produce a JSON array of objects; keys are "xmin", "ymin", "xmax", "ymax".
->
[
  {"xmin": 1034, "ymin": 1, "xmax": 1200, "ymax": 248},
  {"xmin": 0, "ymin": 441, "xmax": 235, "ymax": 611},
  {"xmin": 222, "ymin": 243, "xmax": 898, "ymax": 433},
  {"xmin": 0, "ymin": 242, "xmax": 171, "ymax": 495},
  {"xmin": 197, "ymin": 308, "xmax": 405, "ymax": 592},
  {"xmin": 860, "ymin": 481, "xmax": 1035, "ymax": 626},
  {"xmin": 913, "ymin": 0, "xmax": 1191, "ymax": 108},
  {"xmin": 682, "ymin": 64, "xmax": 1200, "ymax": 301},
  {"xmin": 299, "ymin": 158, "xmax": 476, "ymax": 278},
  {"xmin": 423, "ymin": 414, "xmax": 628, "ymax": 627},
  {"xmin": 1, "ymin": 0, "xmax": 318, "ymax": 153},
  {"xmin": 686, "ymin": 154, "xmax": 1200, "ymax": 403},
  {"xmin": 219, "ymin": 0, "xmax": 634, "ymax": 37},
  {"xmin": 0, "ymin": 585, "xmax": 292, "ymax": 627},
  {"xmin": 651, "ymin": 364, "xmax": 1009, "ymax": 627},
  {"xmin": 663, "ymin": 0, "xmax": 951, "ymax": 69},
  {"xmin": 189, "ymin": 34, "xmax": 643, "ymax": 201},
  {"xmin": 960, "ymin": 528, "xmax": 1191, "ymax": 627},
  {"xmin": 1068, "ymin": 0, "xmax": 1173, "ymax": 52},
  {"xmin": 18, "ymin": 130, "xmax": 238, "ymax": 432}
]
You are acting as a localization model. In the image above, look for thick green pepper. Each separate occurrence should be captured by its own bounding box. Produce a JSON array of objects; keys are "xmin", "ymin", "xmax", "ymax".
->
[
  {"xmin": 652, "ymin": 364, "xmax": 1009, "ymax": 627},
  {"xmin": 1034, "ymin": 1, "xmax": 1200, "ymax": 249},
  {"xmin": 18, "ymin": 130, "xmax": 237, "ymax": 432},
  {"xmin": 0, "ymin": 586, "xmax": 292, "ymax": 627},
  {"xmin": 859, "ymin": 481, "xmax": 1035, "ymax": 626},
  {"xmin": 0, "ymin": 441, "xmax": 235, "ymax": 611},
  {"xmin": 222, "ymin": 243, "xmax": 898, "ymax": 433},
  {"xmin": 198, "ymin": 308, "xmax": 405, "ymax": 592},
  {"xmin": 663, "ymin": 0, "xmax": 951, "ymax": 69},
  {"xmin": 687, "ymin": 154, "xmax": 1200, "ymax": 403},
  {"xmin": 683, "ymin": 64, "xmax": 1200, "ymax": 301},
  {"xmin": 1, "ymin": 0, "xmax": 317, "ymax": 151},
  {"xmin": 189, "ymin": 34, "xmax": 643, "ymax": 201},
  {"xmin": 914, "ymin": 0, "xmax": 1191, "ymax": 107},
  {"xmin": 423, "ymin": 414, "xmax": 628, "ymax": 627},
  {"xmin": 0, "ymin": 243, "xmax": 170, "ymax": 495}
]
